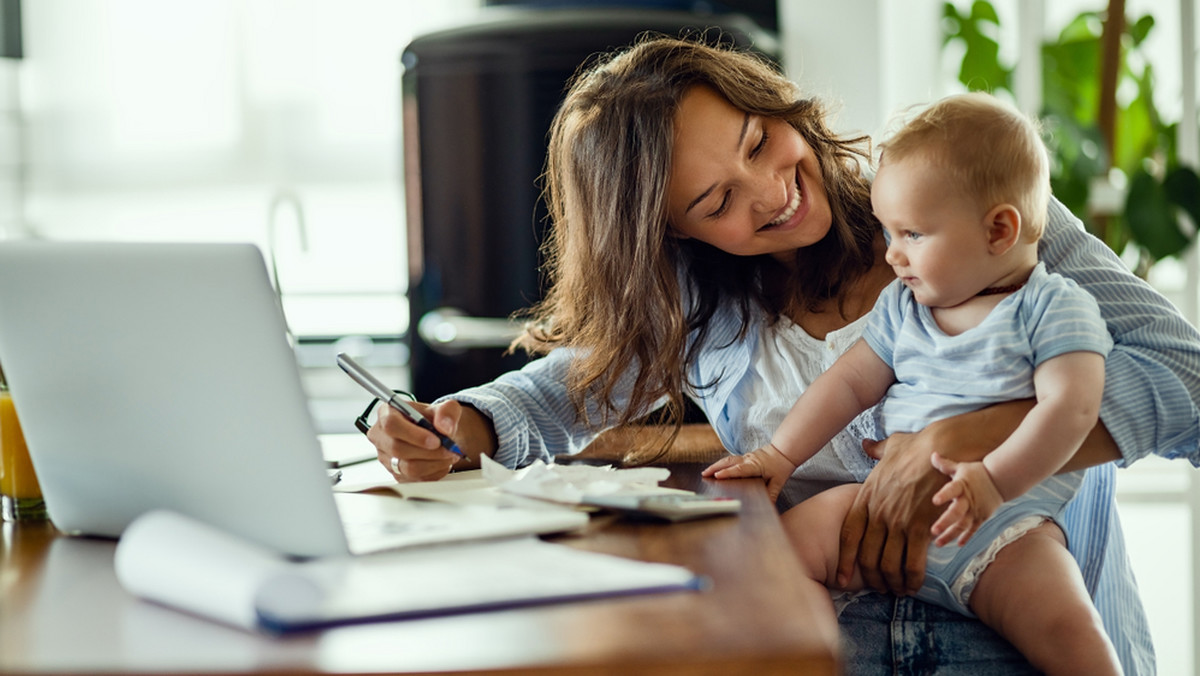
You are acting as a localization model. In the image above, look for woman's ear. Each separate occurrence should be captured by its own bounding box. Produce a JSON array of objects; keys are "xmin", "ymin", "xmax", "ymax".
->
[{"xmin": 984, "ymin": 204, "xmax": 1021, "ymax": 255}]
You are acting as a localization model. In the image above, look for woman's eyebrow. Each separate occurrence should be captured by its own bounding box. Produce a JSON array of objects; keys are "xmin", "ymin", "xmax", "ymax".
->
[{"xmin": 684, "ymin": 112, "xmax": 751, "ymax": 215}]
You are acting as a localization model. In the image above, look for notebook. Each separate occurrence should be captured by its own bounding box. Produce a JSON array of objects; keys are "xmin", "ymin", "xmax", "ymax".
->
[{"xmin": 0, "ymin": 241, "xmax": 586, "ymax": 557}]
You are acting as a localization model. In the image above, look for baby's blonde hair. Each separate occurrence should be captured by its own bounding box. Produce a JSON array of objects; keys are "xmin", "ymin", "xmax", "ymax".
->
[{"xmin": 879, "ymin": 92, "xmax": 1050, "ymax": 241}]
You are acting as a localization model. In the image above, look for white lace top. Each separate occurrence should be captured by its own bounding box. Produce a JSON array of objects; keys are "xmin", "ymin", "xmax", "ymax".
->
[{"xmin": 736, "ymin": 313, "xmax": 878, "ymax": 485}]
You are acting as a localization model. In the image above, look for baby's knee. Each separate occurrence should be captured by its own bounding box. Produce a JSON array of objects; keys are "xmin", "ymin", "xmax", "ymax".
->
[{"xmin": 1036, "ymin": 608, "xmax": 1120, "ymax": 676}]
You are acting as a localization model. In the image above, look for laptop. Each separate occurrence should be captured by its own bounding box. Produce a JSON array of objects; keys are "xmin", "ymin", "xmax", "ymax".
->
[{"xmin": 0, "ymin": 241, "xmax": 585, "ymax": 558}]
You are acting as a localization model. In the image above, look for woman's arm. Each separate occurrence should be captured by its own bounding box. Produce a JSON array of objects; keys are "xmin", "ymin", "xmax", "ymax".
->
[
  {"xmin": 575, "ymin": 423, "xmax": 726, "ymax": 465},
  {"xmin": 370, "ymin": 346, "xmax": 642, "ymax": 480},
  {"xmin": 1041, "ymin": 198, "xmax": 1200, "ymax": 466}
]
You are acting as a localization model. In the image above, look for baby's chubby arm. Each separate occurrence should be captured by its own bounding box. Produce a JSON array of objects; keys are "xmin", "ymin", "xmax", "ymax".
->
[
  {"xmin": 704, "ymin": 340, "xmax": 895, "ymax": 502},
  {"xmin": 930, "ymin": 350, "xmax": 1106, "ymax": 546}
]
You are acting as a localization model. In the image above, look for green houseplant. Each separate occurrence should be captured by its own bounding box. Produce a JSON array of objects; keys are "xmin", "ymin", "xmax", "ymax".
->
[{"xmin": 944, "ymin": 0, "xmax": 1200, "ymax": 276}]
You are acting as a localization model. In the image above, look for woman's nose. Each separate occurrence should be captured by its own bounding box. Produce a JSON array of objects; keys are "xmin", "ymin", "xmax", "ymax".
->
[{"xmin": 751, "ymin": 171, "xmax": 789, "ymax": 215}]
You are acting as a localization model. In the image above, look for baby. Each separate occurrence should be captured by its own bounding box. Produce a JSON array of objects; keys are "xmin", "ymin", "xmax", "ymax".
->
[{"xmin": 705, "ymin": 92, "xmax": 1122, "ymax": 675}]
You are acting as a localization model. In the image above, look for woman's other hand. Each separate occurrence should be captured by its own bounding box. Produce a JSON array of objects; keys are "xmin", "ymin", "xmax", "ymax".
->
[
  {"xmin": 367, "ymin": 399, "xmax": 491, "ymax": 481},
  {"xmin": 836, "ymin": 400, "xmax": 1040, "ymax": 595},
  {"xmin": 835, "ymin": 431, "xmax": 946, "ymax": 595}
]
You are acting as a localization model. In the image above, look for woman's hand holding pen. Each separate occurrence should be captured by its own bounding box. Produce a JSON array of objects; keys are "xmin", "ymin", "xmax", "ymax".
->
[{"xmin": 367, "ymin": 400, "xmax": 493, "ymax": 481}]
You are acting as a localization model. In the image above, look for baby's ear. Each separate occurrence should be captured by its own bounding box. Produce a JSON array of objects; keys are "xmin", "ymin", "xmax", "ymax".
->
[{"xmin": 984, "ymin": 204, "xmax": 1021, "ymax": 255}]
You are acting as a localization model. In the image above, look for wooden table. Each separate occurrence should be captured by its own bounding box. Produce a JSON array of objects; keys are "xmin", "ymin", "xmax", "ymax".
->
[{"xmin": 0, "ymin": 463, "xmax": 839, "ymax": 675}]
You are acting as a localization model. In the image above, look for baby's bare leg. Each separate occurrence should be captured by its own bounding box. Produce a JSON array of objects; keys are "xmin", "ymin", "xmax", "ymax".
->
[
  {"xmin": 780, "ymin": 484, "xmax": 864, "ymax": 594},
  {"xmin": 968, "ymin": 522, "xmax": 1122, "ymax": 676}
]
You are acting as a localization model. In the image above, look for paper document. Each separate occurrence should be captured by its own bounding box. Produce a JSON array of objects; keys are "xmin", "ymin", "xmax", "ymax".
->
[
  {"xmin": 339, "ymin": 456, "xmax": 688, "ymax": 509},
  {"xmin": 115, "ymin": 510, "xmax": 703, "ymax": 633},
  {"xmin": 481, "ymin": 455, "xmax": 683, "ymax": 504}
]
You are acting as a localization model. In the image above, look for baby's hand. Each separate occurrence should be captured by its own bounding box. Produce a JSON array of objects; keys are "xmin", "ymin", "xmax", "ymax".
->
[
  {"xmin": 929, "ymin": 454, "xmax": 1004, "ymax": 547},
  {"xmin": 702, "ymin": 444, "xmax": 796, "ymax": 502}
]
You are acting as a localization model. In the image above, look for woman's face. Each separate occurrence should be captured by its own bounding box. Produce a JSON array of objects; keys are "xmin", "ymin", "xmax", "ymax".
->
[{"xmin": 666, "ymin": 86, "xmax": 833, "ymax": 262}]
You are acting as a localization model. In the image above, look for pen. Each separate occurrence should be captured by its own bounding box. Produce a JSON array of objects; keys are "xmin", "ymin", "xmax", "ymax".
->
[{"xmin": 335, "ymin": 352, "xmax": 466, "ymax": 458}]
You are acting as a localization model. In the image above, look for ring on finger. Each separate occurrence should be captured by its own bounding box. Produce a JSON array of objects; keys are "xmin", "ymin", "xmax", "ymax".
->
[{"xmin": 390, "ymin": 456, "xmax": 401, "ymax": 475}]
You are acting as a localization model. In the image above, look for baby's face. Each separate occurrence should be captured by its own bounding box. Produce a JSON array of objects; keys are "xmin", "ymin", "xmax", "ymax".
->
[{"xmin": 871, "ymin": 155, "xmax": 996, "ymax": 309}]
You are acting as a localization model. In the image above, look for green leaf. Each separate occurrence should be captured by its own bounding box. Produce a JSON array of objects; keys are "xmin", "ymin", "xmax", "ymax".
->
[
  {"xmin": 1164, "ymin": 166, "xmax": 1200, "ymax": 229},
  {"xmin": 1128, "ymin": 14, "xmax": 1155, "ymax": 46},
  {"xmin": 1042, "ymin": 37, "xmax": 1100, "ymax": 124},
  {"xmin": 943, "ymin": 0, "xmax": 1012, "ymax": 92},
  {"xmin": 1058, "ymin": 12, "xmax": 1103, "ymax": 42},
  {"xmin": 1115, "ymin": 79, "xmax": 1155, "ymax": 172},
  {"xmin": 1161, "ymin": 120, "xmax": 1182, "ymax": 166},
  {"xmin": 961, "ymin": 39, "xmax": 1009, "ymax": 91},
  {"xmin": 969, "ymin": 0, "xmax": 1000, "ymax": 24},
  {"xmin": 1126, "ymin": 169, "xmax": 1192, "ymax": 260}
]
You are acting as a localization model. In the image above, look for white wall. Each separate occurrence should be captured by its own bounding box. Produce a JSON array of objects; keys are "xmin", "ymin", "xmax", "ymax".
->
[{"xmin": 778, "ymin": 0, "xmax": 942, "ymax": 138}]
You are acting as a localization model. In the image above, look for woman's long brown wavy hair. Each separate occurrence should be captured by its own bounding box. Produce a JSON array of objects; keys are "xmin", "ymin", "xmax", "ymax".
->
[{"xmin": 513, "ymin": 35, "xmax": 878, "ymax": 446}]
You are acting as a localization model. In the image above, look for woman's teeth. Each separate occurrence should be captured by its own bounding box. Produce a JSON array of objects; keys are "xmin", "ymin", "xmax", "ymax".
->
[{"xmin": 768, "ymin": 183, "xmax": 802, "ymax": 226}]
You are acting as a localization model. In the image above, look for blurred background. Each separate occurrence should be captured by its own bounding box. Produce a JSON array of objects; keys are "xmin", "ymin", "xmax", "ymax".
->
[{"xmin": 0, "ymin": 1, "xmax": 1195, "ymax": 673}]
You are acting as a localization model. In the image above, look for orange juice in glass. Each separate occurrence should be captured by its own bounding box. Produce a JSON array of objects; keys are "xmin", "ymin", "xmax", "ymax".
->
[{"xmin": 0, "ymin": 371, "xmax": 46, "ymax": 522}]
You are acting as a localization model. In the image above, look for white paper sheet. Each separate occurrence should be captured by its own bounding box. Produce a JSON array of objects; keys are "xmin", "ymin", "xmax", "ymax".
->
[
  {"xmin": 340, "ymin": 456, "xmax": 684, "ymax": 509},
  {"xmin": 114, "ymin": 510, "xmax": 702, "ymax": 634},
  {"xmin": 480, "ymin": 455, "xmax": 677, "ymax": 504},
  {"xmin": 114, "ymin": 510, "xmax": 288, "ymax": 630}
]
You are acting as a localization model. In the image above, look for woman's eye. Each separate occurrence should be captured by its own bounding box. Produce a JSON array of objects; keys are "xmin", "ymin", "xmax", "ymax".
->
[
  {"xmin": 906, "ymin": 231, "xmax": 923, "ymax": 241},
  {"xmin": 751, "ymin": 128, "xmax": 770, "ymax": 157},
  {"xmin": 708, "ymin": 192, "xmax": 730, "ymax": 218}
]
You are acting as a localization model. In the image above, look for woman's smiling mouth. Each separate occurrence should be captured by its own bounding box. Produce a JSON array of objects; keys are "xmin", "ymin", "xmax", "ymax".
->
[{"xmin": 762, "ymin": 176, "xmax": 804, "ymax": 231}]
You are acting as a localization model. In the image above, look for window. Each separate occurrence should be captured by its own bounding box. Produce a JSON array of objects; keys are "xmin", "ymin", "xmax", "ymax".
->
[{"xmin": 17, "ymin": 0, "xmax": 481, "ymax": 339}]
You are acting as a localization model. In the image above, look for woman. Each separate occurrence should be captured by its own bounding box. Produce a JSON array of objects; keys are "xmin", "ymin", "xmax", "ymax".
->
[{"xmin": 369, "ymin": 36, "xmax": 1200, "ymax": 675}]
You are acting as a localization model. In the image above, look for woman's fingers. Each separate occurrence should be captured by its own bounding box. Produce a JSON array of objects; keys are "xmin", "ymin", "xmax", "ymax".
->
[{"xmin": 368, "ymin": 402, "xmax": 462, "ymax": 482}]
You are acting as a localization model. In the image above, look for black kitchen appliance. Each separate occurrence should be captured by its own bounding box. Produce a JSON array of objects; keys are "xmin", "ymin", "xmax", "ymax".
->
[{"xmin": 401, "ymin": 5, "xmax": 776, "ymax": 400}]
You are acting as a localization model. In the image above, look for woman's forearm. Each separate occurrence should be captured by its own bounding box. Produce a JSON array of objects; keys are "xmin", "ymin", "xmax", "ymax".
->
[
  {"xmin": 1060, "ymin": 417, "xmax": 1122, "ymax": 470},
  {"xmin": 453, "ymin": 403, "xmax": 499, "ymax": 470},
  {"xmin": 582, "ymin": 423, "xmax": 725, "ymax": 464},
  {"xmin": 930, "ymin": 399, "xmax": 1120, "ymax": 470}
]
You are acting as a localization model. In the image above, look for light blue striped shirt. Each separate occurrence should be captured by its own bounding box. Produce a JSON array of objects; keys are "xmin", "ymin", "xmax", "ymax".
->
[
  {"xmin": 865, "ymin": 262, "xmax": 1112, "ymax": 434},
  {"xmin": 445, "ymin": 198, "xmax": 1200, "ymax": 675}
]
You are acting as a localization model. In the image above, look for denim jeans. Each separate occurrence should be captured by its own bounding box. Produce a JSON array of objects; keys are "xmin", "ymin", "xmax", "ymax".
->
[{"xmin": 839, "ymin": 592, "xmax": 1040, "ymax": 676}]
